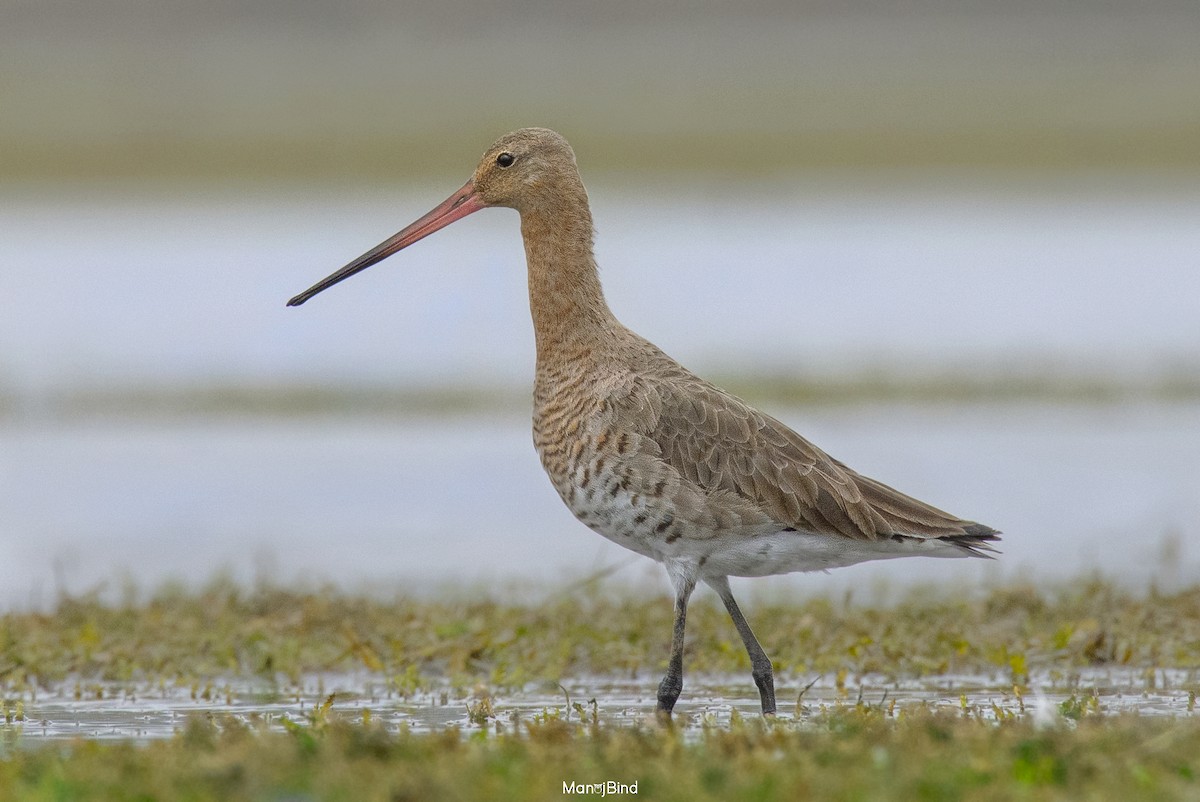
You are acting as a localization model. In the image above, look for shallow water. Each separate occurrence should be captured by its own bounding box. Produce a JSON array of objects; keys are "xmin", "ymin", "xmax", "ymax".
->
[
  {"xmin": 7, "ymin": 401, "xmax": 1200, "ymax": 607},
  {"xmin": 4, "ymin": 178, "xmax": 1199, "ymax": 602},
  {"xmin": 3, "ymin": 401, "xmax": 1199, "ymax": 607},
  {"xmin": 5, "ymin": 668, "xmax": 1195, "ymax": 742},
  {"xmin": 3, "ymin": 177, "xmax": 1199, "ymax": 392}
]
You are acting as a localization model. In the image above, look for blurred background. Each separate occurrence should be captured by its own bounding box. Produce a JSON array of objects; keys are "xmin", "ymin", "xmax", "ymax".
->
[{"xmin": 2, "ymin": 0, "xmax": 1199, "ymax": 606}]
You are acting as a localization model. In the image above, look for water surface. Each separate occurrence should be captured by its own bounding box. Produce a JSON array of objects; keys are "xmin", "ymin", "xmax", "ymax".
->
[
  {"xmin": 3, "ymin": 178, "xmax": 1198, "ymax": 393},
  {"xmin": 6, "ymin": 668, "xmax": 1195, "ymax": 742},
  {"xmin": 3, "ymin": 402, "xmax": 1197, "ymax": 607},
  {"xmin": 2, "ymin": 180, "xmax": 1197, "ymax": 601}
]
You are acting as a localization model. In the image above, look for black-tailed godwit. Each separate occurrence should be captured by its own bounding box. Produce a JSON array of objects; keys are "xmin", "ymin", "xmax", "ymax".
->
[{"xmin": 288, "ymin": 128, "xmax": 1000, "ymax": 716}]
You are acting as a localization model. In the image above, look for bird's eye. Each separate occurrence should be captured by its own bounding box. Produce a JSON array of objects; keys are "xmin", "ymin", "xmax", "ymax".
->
[{"xmin": 496, "ymin": 152, "xmax": 515, "ymax": 168}]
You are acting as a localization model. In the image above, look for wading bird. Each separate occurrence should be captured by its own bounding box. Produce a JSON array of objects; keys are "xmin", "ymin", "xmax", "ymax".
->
[{"xmin": 288, "ymin": 128, "xmax": 999, "ymax": 716}]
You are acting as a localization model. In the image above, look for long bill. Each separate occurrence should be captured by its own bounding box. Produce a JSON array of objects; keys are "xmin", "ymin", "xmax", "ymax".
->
[{"xmin": 287, "ymin": 178, "xmax": 486, "ymax": 306}]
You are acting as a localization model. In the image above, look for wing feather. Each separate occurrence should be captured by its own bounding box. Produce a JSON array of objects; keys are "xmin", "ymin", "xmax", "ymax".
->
[{"xmin": 619, "ymin": 370, "xmax": 997, "ymax": 544}]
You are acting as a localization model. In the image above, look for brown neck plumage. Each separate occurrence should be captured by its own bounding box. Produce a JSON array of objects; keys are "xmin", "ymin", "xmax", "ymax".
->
[{"xmin": 519, "ymin": 176, "xmax": 618, "ymax": 365}]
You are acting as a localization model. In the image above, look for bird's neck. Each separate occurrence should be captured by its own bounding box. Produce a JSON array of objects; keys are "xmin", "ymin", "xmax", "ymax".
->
[{"xmin": 519, "ymin": 184, "xmax": 618, "ymax": 366}]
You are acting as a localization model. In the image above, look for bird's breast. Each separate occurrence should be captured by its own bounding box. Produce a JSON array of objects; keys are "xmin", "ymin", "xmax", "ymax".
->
[{"xmin": 533, "ymin": 378, "xmax": 684, "ymax": 561}]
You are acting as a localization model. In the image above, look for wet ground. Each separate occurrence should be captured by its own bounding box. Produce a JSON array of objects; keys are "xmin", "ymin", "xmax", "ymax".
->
[{"xmin": 5, "ymin": 669, "xmax": 1196, "ymax": 742}]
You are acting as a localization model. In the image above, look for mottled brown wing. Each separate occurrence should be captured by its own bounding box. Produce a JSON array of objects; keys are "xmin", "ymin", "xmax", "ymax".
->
[{"xmin": 627, "ymin": 372, "xmax": 993, "ymax": 542}]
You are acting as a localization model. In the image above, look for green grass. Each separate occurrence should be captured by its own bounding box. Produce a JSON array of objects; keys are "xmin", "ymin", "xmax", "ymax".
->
[
  {"xmin": 2, "ymin": 576, "xmax": 1198, "ymax": 693},
  {"xmin": 2, "ymin": 702, "xmax": 1199, "ymax": 800}
]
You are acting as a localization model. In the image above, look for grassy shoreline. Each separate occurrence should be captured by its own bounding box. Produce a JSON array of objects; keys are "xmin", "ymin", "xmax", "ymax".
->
[
  {"xmin": 3, "ymin": 710, "xmax": 1200, "ymax": 801},
  {"xmin": 2, "ymin": 577, "xmax": 1199, "ymax": 799},
  {"xmin": 4, "ymin": 368, "xmax": 1199, "ymax": 423},
  {"xmin": 3, "ymin": 576, "xmax": 1197, "ymax": 692}
]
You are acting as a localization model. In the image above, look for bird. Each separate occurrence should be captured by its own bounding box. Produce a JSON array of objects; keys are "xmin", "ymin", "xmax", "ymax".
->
[{"xmin": 288, "ymin": 127, "xmax": 1000, "ymax": 717}]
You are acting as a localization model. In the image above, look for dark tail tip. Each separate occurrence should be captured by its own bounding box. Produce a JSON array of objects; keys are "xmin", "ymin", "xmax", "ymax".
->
[{"xmin": 949, "ymin": 522, "xmax": 1002, "ymax": 558}]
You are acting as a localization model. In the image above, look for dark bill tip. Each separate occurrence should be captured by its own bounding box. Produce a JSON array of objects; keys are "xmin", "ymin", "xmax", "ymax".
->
[{"xmin": 286, "ymin": 179, "xmax": 483, "ymax": 307}]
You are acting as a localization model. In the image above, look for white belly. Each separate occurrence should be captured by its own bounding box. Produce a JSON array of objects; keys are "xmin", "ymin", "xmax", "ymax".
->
[
  {"xmin": 699, "ymin": 528, "xmax": 972, "ymax": 578},
  {"xmin": 559, "ymin": 475, "xmax": 970, "ymax": 579}
]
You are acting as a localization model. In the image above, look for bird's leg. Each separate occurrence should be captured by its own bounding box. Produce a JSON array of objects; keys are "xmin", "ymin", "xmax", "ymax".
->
[
  {"xmin": 706, "ymin": 576, "xmax": 776, "ymax": 715},
  {"xmin": 656, "ymin": 572, "xmax": 696, "ymax": 716}
]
